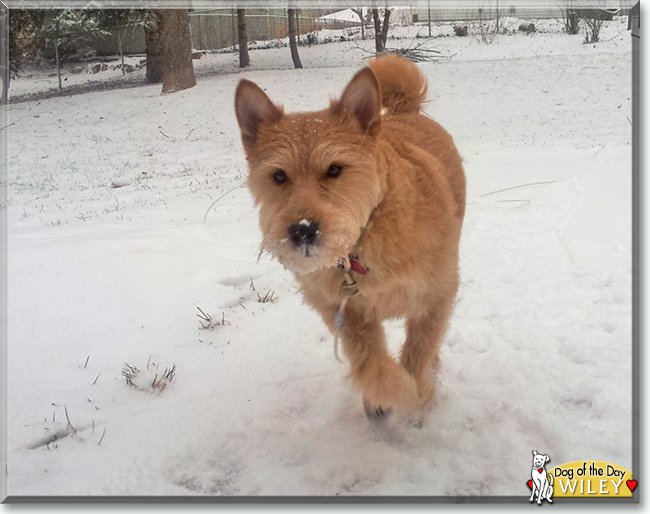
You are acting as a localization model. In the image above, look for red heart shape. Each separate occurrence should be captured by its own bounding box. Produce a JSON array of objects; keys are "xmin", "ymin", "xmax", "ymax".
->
[
  {"xmin": 538, "ymin": 469, "xmax": 544, "ymax": 473},
  {"xmin": 527, "ymin": 480, "xmax": 533, "ymax": 489},
  {"xmin": 627, "ymin": 479, "xmax": 638, "ymax": 492}
]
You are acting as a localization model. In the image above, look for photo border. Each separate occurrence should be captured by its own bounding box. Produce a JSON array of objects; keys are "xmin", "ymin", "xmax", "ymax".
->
[{"xmin": 0, "ymin": 0, "xmax": 640, "ymax": 504}]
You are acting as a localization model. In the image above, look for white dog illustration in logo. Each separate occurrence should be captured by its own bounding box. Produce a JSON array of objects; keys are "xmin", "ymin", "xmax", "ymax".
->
[{"xmin": 529, "ymin": 450, "xmax": 553, "ymax": 504}]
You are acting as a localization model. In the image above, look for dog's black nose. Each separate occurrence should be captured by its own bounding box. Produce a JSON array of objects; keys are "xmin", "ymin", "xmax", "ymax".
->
[{"xmin": 288, "ymin": 220, "xmax": 320, "ymax": 247}]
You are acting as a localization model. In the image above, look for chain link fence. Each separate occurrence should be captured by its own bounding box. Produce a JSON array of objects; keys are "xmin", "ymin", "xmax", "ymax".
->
[{"xmin": 7, "ymin": 6, "xmax": 633, "ymax": 103}]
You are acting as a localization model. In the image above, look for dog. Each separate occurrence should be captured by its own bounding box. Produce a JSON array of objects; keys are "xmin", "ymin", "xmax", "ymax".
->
[
  {"xmin": 234, "ymin": 54, "xmax": 466, "ymax": 419},
  {"xmin": 530, "ymin": 451, "xmax": 554, "ymax": 504}
]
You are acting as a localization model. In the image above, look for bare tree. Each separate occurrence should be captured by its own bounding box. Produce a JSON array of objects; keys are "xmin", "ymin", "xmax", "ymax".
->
[
  {"xmin": 372, "ymin": 8, "xmax": 391, "ymax": 54},
  {"xmin": 237, "ymin": 9, "xmax": 249, "ymax": 68},
  {"xmin": 582, "ymin": 14, "xmax": 603, "ymax": 43},
  {"xmin": 563, "ymin": 9, "xmax": 579, "ymax": 34},
  {"xmin": 351, "ymin": 7, "xmax": 366, "ymax": 40},
  {"xmin": 288, "ymin": 7, "xmax": 302, "ymax": 69},
  {"xmin": 144, "ymin": 9, "xmax": 163, "ymax": 83},
  {"xmin": 160, "ymin": 9, "xmax": 196, "ymax": 93}
]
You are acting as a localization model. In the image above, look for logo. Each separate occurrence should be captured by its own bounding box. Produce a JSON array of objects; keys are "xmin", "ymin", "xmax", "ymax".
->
[
  {"xmin": 528, "ymin": 450, "xmax": 554, "ymax": 504},
  {"xmin": 526, "ymin": 452, "xmax": 636, "ymax": 501}
]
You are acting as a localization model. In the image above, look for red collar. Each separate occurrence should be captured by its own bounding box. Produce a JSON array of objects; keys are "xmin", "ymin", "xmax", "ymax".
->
[{"xmin": 349, "ymin": 256, "xmax": 367, "ymax": 275}]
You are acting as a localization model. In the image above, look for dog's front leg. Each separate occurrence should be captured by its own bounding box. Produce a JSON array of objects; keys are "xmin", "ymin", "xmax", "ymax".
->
[
  {"xmin": 529, "ymin": 482, "xmax": 537, "ymax": 502},
  {"xmin": 540, "ymin": 480, "xmax": 550, "ymax": 503},
  {"xmin": 338, "ymin": 307, "xmax": 419, "ymax": 419},
  {"xmin": 536, "ymin": 482, "xmax": 545, "ymax": 504},
  {"xmin": 401, "ymin": 297, "xmax": 456, "ymax": 407}
]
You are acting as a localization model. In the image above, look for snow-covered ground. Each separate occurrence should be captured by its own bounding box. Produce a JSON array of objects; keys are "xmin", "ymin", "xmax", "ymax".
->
[{"xmin": 5, "ymin": 27, "xmax": 633, "ymax": 499}]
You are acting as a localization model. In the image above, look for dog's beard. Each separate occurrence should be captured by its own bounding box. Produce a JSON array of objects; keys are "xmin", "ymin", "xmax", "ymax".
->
[{"xmin": 261, "ymin": 226, "xmax": 359, "ymax": 275}]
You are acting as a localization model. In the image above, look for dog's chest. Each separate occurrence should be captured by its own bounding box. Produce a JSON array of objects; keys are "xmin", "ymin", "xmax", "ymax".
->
[{"xmin": 299, "ymin": 263, "xmax": 429, "ymax": 318}]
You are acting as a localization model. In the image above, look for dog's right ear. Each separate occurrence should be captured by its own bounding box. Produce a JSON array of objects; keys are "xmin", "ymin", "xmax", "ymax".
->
[
  {"xmin": 533, "ymin": 450, "xmax": 538, "ymax": 457},
  {"xmin": 235, "ymin": 79, "xmax": 283, "ymax": 149}
]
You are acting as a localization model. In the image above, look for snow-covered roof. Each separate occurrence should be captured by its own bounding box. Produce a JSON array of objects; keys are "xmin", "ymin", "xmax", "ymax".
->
[
  {"xmin": 318, "ymin": 7, "xmax": 419, "ymax": 23},
  {"xmin": 317, "ymin": 8, "xmax": 365, "ymax": 23}
]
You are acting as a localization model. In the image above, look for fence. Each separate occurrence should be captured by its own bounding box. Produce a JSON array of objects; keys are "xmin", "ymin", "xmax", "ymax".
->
[
  {"xmin": 6, "ymin": 6, "xmax": 633, "ymax": 103},
  {"xmin": 187, "ymin": 6, "xmax": 630, "ymax": 49},
  {"xmin": 190, "ymin": 10, "xmax": 328, "ymax": 50}
]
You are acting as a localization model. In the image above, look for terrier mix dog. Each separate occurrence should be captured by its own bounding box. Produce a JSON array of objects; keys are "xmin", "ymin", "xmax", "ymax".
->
[{"xmin": 235, "ymin": 54, "xmax": 465, "ymax": 419}]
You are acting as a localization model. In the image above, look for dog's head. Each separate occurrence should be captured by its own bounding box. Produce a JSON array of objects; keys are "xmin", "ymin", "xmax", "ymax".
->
[
  {"xmin": 234, "ymin": 68, "xmax": 385, "ymax": 275},
  {"xmin": 532, "ymin": 450, "xmax": 550, "ymax": 470}
]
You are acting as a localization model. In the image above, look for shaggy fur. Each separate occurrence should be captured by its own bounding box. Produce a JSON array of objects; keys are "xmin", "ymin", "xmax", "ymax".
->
[{"xmin": 235, "ymin": 54, "xmax": 466, "ymax": 417}]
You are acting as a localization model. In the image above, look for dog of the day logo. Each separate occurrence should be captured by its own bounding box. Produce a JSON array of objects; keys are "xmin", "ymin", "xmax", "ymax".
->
[
  {"xmin": 528, "ymin": 451, "xmax": 554, "ymax": 504},
  {"xmin": 527, "ymin": 451, "xmax": 636, "ymax": 503}
]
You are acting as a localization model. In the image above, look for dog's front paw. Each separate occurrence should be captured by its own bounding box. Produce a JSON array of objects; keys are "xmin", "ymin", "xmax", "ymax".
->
[
  {"xmin": 363, "ymin": 398, "xmax": 393, "ymax": 421},
  {"xmin": 416, "ymin": 377, "xmax": 435, "ymax": 408},
  {"xmin": 356, "ymin": 358, "xmax": 420, "ymax": 416}
]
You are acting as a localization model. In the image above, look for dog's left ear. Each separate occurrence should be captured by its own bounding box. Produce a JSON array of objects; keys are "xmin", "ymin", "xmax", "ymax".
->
[
  {"xmin": 334, "ymin": 67, "xmax": 381, "ymax": 136},
  {"xmin": 545, "ymin": 455, "xmax": 550, "ymax": 464}
]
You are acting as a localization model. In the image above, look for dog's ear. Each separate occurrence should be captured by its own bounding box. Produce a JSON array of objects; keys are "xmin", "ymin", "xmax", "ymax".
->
[
  {"xmin": 235, "ymin": 79, "xmax": 283, "ymax": 149},
  {"xmin": 545, "ymin": 455, "xmax": 550, "ymax": 464},
  {"xmin": 533, "ymin": 450, "xmax": 538, "ymax": 457},
  {"xmin": 334, "ymin": 67, "xmax": 381, "ymax": 136}
]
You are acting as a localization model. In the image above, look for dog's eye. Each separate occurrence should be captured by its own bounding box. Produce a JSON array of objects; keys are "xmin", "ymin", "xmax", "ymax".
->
[
  {"xmin": 326, "ymin": 164, "xmax": 343, "ymax": 179},
  {"xmin": 272, "ymin": 169, "xmax": 288, "ymax": 185}
]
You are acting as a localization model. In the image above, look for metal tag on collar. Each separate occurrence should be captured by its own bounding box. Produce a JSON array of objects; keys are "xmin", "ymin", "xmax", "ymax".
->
[{"xmin": 341, "ymin": 275, "xmax": 360, "ymax": 297}]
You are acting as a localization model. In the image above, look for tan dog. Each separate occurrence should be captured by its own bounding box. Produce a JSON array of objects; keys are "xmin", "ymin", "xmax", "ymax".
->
[{"xmin": 235, "ymin": 54, "xmax": 465, "ymax": 419}]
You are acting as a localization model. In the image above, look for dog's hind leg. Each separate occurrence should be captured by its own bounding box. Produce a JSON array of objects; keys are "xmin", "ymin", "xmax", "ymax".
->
[
  {"xmin": 400, "ymin": 296, "xmax": 455, "ymax": 406},
  {"xmin": 338, "ymin": 308, "xmax": 420, "ymax": 418}
]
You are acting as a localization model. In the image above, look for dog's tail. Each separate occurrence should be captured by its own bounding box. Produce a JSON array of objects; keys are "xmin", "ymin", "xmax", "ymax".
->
[{"xmin": 368, "ymin": 53, "xmax": 428, "ymax": 115}]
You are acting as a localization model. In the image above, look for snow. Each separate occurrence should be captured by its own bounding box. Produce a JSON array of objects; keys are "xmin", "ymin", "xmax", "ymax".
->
[{"xmin": 4, "ymin": 26, "xmax": 633, "ymax": 499}]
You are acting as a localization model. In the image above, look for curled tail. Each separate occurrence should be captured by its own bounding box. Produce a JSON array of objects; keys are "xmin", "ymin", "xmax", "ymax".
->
[{"xmin": 368, "ymin": 53, "xmax": 428, "ymax": 115}]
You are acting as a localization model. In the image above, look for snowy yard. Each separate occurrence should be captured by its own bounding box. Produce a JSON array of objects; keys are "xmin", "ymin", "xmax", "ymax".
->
[{"xmin": 5, "ymin": 27, "xmax": 633, "ymax": 498}]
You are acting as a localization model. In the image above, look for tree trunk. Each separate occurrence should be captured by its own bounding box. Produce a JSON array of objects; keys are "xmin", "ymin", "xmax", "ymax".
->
[
  {"xmin": 288, "ymin": 8, "xmax": 302, "ymax": 69},
  {"xmin": 231, "ymin": 9, "xmax": 236, "ymax": 48},
  {"xmin": 161, "ymin": 9, "xmax": 196, "ymax": 94},
  {"xmin": 118, "ymin": 29, "xmax": 125, "ymax": 76},
  {"xmin": 372, "ymin": 9, "xmax": 384, "ymax": 54},
  {"xmin": 144, "ymin": 10, "xmax": 163, "ymax": 84},
  {"xmin": 380, "ymin": 9, "xmax": 391, "ymax": 47},
  {"xmin": 55, "ymin": 41, "xmax": 62, "ymax": 89},
  {"xmin": 237, "ymin": 9, "xmax": 249, "ymax": 68},
  {"xmin": 55, "ymin": 18, "xmax": 62, "ymax": 90},
  {"xmin": 295, "ymin": 9, "xmax": 300, "ymax": 40}
]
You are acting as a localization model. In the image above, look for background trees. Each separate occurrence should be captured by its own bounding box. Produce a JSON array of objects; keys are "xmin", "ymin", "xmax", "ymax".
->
[
  {"xmin": 142, "ymin": 10, "xmax": 163, "ymax": 84},
  {"xmin": 372, "ymin": 8, "xmax": 391, "ymax": 54},
  {"xmin": 237, "ymin": 9, "xmax": 249, "ymax": 68},
  {"xmin": 7, "ymin": 7, "xmax": 196, "ymax": 94},
  {"xmin": 288, "ymin": 7, "xmax": 302, "ymax": 69},
  {"xmin": 160, "ymin": 9, "xmax": 195, "ymax": 93}
]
